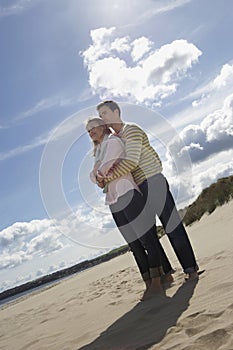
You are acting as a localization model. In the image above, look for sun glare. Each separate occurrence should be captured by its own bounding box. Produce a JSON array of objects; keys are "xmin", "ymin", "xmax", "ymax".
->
[{"xmin": 96, "ymin": 0, "xmax": 139, "ymax": 25}]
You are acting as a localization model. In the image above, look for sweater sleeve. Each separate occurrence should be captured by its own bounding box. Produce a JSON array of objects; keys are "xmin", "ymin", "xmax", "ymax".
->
[{"xmin": 104, "ymin": 125, "xmax": 143, "ymax": 181}]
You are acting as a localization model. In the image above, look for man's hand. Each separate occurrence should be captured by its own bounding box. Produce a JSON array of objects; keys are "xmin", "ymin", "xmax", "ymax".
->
[{"xmin": 96, "ymin": 174, "xmax": 105, "ymax": 188}]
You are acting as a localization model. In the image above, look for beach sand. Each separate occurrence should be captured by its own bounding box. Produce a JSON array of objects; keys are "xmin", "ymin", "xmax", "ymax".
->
[{"xmin": 0, "ymin": 201, "xmax": 233, "ymax": 350}]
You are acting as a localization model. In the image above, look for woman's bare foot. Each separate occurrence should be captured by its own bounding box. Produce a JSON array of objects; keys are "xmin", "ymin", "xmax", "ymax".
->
[
  {"xmin": 141, "ymin": 285, "xmax": 164, "ymax": 301},
  {"xmin": 141, "ymin": 277, "xmax": 164, "ymax": 301}
]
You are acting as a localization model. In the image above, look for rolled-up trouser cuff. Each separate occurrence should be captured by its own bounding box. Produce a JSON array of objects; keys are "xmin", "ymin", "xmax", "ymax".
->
[
  {"xmin": 164, "ymin": 268, "xmax": 176, "ymax": 276},
  {"xmin": 184, "ymin": 265, "xmax": 199, "ymax": 274},
  {"xmin": 142, "ymin": 271, "xmax": 150, "ymax": 281},
  {"xmin": 150, "ymin": 266, "xmax": 164, "ymax": 278}
]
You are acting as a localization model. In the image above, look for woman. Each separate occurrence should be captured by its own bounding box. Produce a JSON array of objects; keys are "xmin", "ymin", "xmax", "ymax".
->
[{"xmin": 86, "ymin": 117, "xmax": 174, "ymax": 300}]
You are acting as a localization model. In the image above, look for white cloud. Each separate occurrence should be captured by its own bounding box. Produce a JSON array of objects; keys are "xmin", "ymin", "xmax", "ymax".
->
[
  {"xmin": 0, "ymin": 219, "xmax": 51, "ymax": 246},
  {"xmin": 192, "ymin": 63, "xmax": 233, "ymax": 103},
  {"xmin": 0, "ymin": 0, "xmax": 40, "ymax": 17},
  {"xmin": 202, "ymin": 95, "xmax": 233, "ymax": 142},
  {"xmin": 0, "ymin": 103, "xmax": 90, "ymax": 161},
  {"xmin": 26, "ymin": 230, "xmax": 63, "ymax": 255},
  {"xmin": 168, "ymin": 61, "xmax": 233, "ymax": 131},
  {"xmin": 145, "ymin": 40, "xmax": 201, "ymax": 84},
  {"xmin": 213, "ymin": 63, "xmax": 233, "ymax": 88},
  {"xmin": 111, "ymin": 36, "xmax": 131, "ymax": 54},
  {"xmin": 192, "ymin": 63, "xmax": 233, "ymax": 106},
  {"xmin": 131, "ymin": 36, "xmax": 153, "ymax": 62},
  {"xmin": 164, "ymin": 148, "xmax": 233, "ymax": 208},
  {"xmin": 0, "ymin": 252, "xmax": 30, "ymax": 270},
  {"xmin": 163, "ymin": 92, "xmax": 233, "ymax": 208},
  {"xmin": 13, "ymin": 92, "xmax": 88, "ymax": 124},
  {"xmin": 15, "ymin": 97, "xmax": 62, "ymax": 121},
  {"xmin": 189, "ymin": 150, "xmax": 233, "ymax": 204},
  {"xmin": 167, "ymin": 93, "xmax": 233, "ymax": 171},
  {"xmin": 36, "ymin": 269, "xmax": 44, "ymax": 277},
  {"xmin": 0, "ymin": 200, "xmax": 120, "ymax": 274},
  {"xmin": 124, "ymin": 0, "xmax": 193, "ymax": 28},
  {"xmin": 81, "ymin": 27, "xmax": 202, "ymax": 103},
  {"xmin": 0, "ymin": 135, "xmax": 48, "ymax": 161},
  {"xmin": 57, "ymin": 203, "xmax": 116, "ymax": 246},
  {"xmin": 192, "ymin": 94, "xmax": 209, "ymax": 107},
  {"xmin": 82, "ymin": 27, "xmax": 116, "ymax": 65},
  {"xmin": 0, "ymin": 219, "xmax": 65, "ymax": 270}
]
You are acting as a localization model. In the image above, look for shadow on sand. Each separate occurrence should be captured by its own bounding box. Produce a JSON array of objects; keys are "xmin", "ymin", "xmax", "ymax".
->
[{"xmin": 77, "ymin": 279, "xmax": 198, "ymax": 350}]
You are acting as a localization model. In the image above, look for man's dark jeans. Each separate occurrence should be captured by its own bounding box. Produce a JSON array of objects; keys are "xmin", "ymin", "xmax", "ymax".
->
[{"xmin": 139, "ymin": 173, "xmax": 198, "ymax": 274}]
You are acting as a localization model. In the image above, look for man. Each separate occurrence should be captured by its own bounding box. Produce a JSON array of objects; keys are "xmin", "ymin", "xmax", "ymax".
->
[{"xmin": 96, "ymin": 100, "xmax": 199, "ymax": 280}]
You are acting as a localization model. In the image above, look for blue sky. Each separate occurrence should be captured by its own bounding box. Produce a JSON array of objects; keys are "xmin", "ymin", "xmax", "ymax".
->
[{"xmin": 1, "ymin": 0, "xmax": 233, "ymax": 292}]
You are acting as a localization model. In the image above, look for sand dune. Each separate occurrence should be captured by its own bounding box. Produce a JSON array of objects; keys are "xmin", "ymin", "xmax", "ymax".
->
[{"xmin": 0, "ymin": 201, "xmax": 233, "ymax": 350}]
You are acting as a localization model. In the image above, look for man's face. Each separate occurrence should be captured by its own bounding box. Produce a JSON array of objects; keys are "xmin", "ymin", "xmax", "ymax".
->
[{"xmin": 98, "ymin": 105, "xmax": 120, "ymax": 126}]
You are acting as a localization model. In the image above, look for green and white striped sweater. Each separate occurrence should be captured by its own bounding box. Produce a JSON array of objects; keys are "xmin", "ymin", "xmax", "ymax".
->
[{"xmin": 106, "ymin": 123, "xmax": 163, "ymax": 185}]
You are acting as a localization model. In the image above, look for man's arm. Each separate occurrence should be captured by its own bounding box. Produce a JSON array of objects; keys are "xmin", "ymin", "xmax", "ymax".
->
[{"xmin": 100, "ymin": 125, "xmax": 143, "ymax": 182}]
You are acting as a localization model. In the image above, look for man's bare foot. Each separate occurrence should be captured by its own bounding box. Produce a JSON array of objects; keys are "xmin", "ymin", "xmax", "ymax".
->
[
  {"xmin": 144, "ymin": 278, "xmax": 151, "ymax": 290},
  {"xmin": 185, "ymin": 271, "xmax": 199, "ymax": 281},
  {"xmin": 161, "ymin": 274, "xmax": 174, "ymax": 285}
]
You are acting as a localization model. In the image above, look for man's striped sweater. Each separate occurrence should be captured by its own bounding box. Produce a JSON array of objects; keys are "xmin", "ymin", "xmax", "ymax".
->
[{"xmin": 105, "ymin": 123, "xmax": 163, "ymax": 185}]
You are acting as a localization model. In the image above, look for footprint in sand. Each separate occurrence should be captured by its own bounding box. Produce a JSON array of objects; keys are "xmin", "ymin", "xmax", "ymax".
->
[
  {"xmin": 176, "ymin": 307, "xmax": 233, "ymax": 350},
  {"xmin": 195, "ymin": 328, "xmax": 231, "ymax": 350}
]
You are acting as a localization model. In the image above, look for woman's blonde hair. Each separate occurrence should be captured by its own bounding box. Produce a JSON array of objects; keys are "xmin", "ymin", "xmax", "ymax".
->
[{"xmin": 85, "ymin": 117, "xmax": 111, "ymax": 156}]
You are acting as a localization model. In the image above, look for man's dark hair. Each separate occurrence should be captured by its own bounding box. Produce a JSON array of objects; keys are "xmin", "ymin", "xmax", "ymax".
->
[{"xmin": 96, "ymin": 100, "xmax": 121, "ymax": 116}]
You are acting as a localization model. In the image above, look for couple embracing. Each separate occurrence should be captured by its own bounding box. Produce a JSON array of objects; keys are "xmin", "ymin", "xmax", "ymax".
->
[{"xmin": 86, "ymin": 100, "xmax": 199, "ymax": 301}]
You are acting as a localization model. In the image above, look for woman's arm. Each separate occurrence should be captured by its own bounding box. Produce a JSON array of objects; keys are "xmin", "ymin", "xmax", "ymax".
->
[
  {"xmin": 90, "ymin": 160, "xmax": 101, "ymax": 183},
  {"xmin": 97, "ymin": 136, "xmax": 124, "ymax": 177}
]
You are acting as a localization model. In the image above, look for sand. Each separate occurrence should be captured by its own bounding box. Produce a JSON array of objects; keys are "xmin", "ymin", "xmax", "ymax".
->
[{"xmin": 0, "ymin": 201, "xmax": 233, "ymax": 350}]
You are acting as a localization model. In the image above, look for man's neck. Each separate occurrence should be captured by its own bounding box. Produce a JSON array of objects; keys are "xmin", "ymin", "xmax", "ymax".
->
[{"xmin": 111, "ymin": 122, "xmax": 124, "ymax": 133}]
